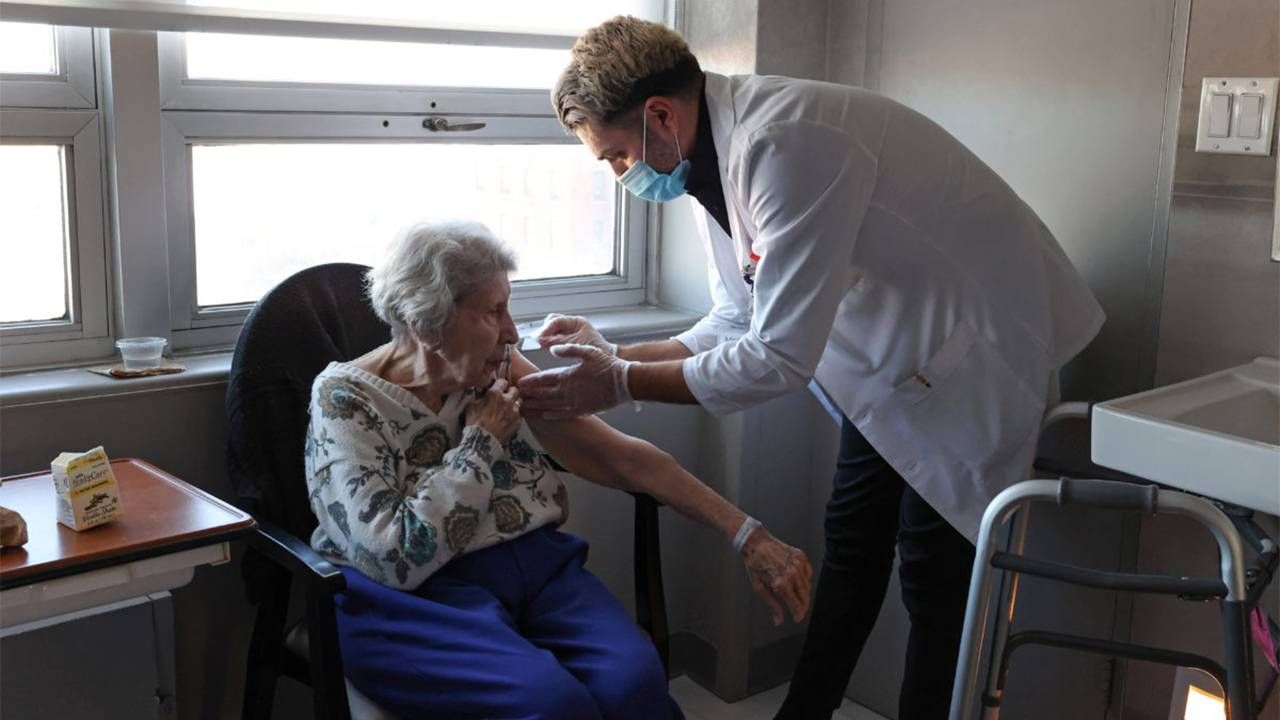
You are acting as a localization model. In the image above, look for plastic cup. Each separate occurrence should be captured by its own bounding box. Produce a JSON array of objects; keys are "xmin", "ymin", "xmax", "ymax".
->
[{"xmin": 115, "ymin": 337, "xmax": 167, "ymax": 370}]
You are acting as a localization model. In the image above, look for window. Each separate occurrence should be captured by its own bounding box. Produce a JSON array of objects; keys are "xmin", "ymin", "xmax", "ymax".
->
[
  {"xmin": 0, "ymin": 22, "xmax": 58, "ymax": 75},
  {"xmin": 0, "ymin": 22, "xmax": 96, "ymax": 108},
  {"xmin": 0, "ymin": 3, "xmax": 668, "ymax": 367},
  {"xmin": 183, "ymin": 33, "xmax": 567, "ymax": 89},
  {"xmin": 0, "ymin": 145, "xmax": 69, "ymax": 324},
  {"xmin": 0, "ymin": 24, "xmax": 109, "ymax": 369},
  {"xmin": 187, "ymin": 143, "xmax": 615, "ymax": 308},
  {"xmin": 153, "ymin": 11, "xmax": 658, "ymax": 350}
]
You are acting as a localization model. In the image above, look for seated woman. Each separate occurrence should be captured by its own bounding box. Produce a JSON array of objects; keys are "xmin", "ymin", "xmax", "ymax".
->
[{"xmin": 304, "ymin": 220, "xmax": 812, "ymax": 720}]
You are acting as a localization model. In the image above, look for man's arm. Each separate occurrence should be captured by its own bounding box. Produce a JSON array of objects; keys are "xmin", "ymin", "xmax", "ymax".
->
[
  {"xmin": 626, "ymin": 358, "xmax": 698, "ymax": 404},
  {"xmin": 618, "ymin": 340, "xmax": 702, "ymax": 405},
  {"xmin": 617, "ymin": 339, "xmax": 693, "ymax": 363}
]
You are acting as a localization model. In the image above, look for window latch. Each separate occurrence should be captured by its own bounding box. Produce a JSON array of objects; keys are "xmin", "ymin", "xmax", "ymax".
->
[{"xmin": 422, "ymin": 117, "xmax": 487, "ymax": 132}]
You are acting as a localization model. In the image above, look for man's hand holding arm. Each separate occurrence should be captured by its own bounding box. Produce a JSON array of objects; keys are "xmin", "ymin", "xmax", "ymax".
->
[{"xmin": 519, "ymin": 315, "xmax": 699, "ymax": 416}]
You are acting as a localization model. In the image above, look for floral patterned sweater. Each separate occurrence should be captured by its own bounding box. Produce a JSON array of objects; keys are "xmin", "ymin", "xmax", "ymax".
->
[{"xmin": 304, "ymin": 362, "xmax": 567, "ymax": 589}]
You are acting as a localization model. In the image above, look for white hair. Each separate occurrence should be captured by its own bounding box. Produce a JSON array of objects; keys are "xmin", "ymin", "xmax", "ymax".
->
[{"xmin": 366, "ymin": 220, "xmax": 516, "ymax": 346}]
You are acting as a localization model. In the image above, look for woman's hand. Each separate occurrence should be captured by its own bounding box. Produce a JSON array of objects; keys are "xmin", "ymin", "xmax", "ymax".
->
[
  {"xmin": 465, "ymin": 379, "xmax": 522, "ymax": 444},
  {"xmin": 742, "ymin": 528, "xmax": 813, "ymax": 626}
]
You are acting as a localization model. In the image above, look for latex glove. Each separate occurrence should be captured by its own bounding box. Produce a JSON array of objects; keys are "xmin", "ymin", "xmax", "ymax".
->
[
  {"xmin": 536, "ymin": 314, "xmax": 617, "ymax": 355},
  {"xmin": 517, "ymin": 344, "xmax": 632, "ymax": 419},
  {"xmin": 742, "ymin": 527, "xmax": 813, "ymax": 626}
]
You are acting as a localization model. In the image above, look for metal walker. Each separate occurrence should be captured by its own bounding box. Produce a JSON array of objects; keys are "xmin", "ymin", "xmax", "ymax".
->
[{"xmin": 948, "ymin": 406, "xmax": 1278, "ymax": 720}]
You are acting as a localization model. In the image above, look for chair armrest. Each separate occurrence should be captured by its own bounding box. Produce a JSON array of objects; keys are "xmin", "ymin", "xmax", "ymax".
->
[{"xmin": 249, "ymin": 520, "xmax": 347, "ymax": 595}]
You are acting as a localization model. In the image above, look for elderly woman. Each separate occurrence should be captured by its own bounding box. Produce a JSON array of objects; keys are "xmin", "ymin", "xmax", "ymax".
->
[{"xmin": 304, "ymin": 219, "xmax": 811, "ymax": 719}]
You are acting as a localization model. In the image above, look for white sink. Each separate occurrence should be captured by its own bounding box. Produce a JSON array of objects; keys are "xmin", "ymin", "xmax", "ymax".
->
[{"xmin": 1091, "ymin": 357, "xmax": 1280, "ymax": 515}]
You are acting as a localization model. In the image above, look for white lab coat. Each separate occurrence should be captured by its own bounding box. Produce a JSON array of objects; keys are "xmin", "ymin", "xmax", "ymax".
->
[{"xmin": 673, "ymin": 73, "xmax": 1105, "ymax": 541}]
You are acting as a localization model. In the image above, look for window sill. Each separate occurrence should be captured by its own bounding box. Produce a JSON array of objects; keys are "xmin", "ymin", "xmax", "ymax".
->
[{"xmin": 0, "ymin": 305, "xmax": 700, "ymax": 409}]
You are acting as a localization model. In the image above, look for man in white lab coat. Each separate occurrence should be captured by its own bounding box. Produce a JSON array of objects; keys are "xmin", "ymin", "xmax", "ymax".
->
[{"xmin": 519, "ymin": 16, "xmax": 1105, "ymax": 719}]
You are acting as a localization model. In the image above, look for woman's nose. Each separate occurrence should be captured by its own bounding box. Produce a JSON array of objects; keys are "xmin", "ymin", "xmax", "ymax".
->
[{"xmin": 499, "ymin": 314, "xmax": 518, "ymax": 344}]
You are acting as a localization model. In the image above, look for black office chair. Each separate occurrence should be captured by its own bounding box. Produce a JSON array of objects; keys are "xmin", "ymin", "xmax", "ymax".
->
[{"xmin": 227, "ymin": 263, "xmax": 669, "ymax": 720}]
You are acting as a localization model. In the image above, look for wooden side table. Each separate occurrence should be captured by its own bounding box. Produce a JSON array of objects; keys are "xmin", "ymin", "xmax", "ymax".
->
[{"xmin": 0, "ymin": 458, "xmax": 255, "ymax": 627}]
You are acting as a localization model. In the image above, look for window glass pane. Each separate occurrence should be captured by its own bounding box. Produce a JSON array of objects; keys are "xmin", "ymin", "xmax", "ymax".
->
[
  {"xmin": 185, "ymin": 33, "xmax": 568, "ymax": 89},
  {"xmin": 0, "ymin": 145, "xmax": 69, "ymax": 324},
  {"xmin": 178, "ymin": 0, "xmax": 663, "ymax": 35},
  {"xmin": 191, "ymin": 143, "xmax": 616, "ymax": 308},
  {"xmin": 0, "ymin": 22, "xmax": 57, "ymax": 75}
]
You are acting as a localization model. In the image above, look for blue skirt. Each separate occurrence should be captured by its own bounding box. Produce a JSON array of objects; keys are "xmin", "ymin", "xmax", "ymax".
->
[{"xmin": 334, "ymin": 527, "xmax": 682, "ymax": 720}]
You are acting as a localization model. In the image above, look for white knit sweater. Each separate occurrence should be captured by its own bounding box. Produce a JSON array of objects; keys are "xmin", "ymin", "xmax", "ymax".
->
[{"xmin": 303, "ymin": 362, "xmax": 567, "ymax": 589}]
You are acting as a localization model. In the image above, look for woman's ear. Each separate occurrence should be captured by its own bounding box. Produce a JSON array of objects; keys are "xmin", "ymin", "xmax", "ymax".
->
[{"xmin": 412, "ymin": 329, "xmax": 442, "ymax": 354}]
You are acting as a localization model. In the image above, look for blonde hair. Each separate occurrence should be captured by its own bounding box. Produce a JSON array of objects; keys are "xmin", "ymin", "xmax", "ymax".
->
[{"xmin": 552, "ymin": 15, "xmax": 700, "ymax": 131}]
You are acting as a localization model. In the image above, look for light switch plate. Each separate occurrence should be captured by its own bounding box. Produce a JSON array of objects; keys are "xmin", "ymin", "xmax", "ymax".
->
[{"xmin": 1195, "ymin": 77, "xmax": 1277, "ymax": 156}]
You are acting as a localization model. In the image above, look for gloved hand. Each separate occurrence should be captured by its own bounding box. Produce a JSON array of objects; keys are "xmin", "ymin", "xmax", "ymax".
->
[
  {"xmin": 536, "ymin": 314, "xmax": 617, "ymax": 355},
  {"xmin": 517, "ymin": 344, "xmax": 633, "ymax": 419}
]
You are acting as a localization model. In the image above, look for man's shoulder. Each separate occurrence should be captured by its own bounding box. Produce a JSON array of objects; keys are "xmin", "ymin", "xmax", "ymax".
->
[{"xmin": 723, "ymin": 74, "xmax": 885, "ymax": 144}]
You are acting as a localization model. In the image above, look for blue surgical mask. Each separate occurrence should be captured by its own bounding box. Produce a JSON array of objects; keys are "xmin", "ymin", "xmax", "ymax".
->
[{"xmin": 618, "ymin": 110, "xmax": 690, "ymax": 203}]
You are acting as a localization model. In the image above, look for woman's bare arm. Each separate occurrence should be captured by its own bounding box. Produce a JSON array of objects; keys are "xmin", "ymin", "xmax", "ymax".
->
[
  {"xmin": 510, "ymin": 349, "xmax": 812, "ymax": 624},
  {"xmin": 512, "ymin": 350, "xmax": 742, "ymax": 537}
]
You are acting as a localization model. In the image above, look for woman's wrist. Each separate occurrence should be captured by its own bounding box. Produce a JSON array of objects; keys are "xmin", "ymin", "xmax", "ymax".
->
[
  {"xmin": 460, "ymin": 424, "xmax": 507, "ymax": 460},
  {"xmin": 733, "ymin": 515, "xmax": 763, "ymax": 554}
]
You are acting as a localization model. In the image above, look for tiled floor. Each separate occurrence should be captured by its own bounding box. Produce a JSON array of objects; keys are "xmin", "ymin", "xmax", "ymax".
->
[{"xmin": 669, "ymin": 676, "xmax": 889, "ymax": 720}]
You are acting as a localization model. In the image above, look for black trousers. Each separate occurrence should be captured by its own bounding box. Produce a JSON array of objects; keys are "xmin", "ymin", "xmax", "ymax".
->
[{"xmin": 776, "ymin": 418, "xmax": 976, "ymax": 720}]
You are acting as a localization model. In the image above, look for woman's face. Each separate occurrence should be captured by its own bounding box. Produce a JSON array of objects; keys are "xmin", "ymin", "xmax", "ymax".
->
[{"xmin": 434, "ymin": 273, "xmax": 518, "ymax": 388}]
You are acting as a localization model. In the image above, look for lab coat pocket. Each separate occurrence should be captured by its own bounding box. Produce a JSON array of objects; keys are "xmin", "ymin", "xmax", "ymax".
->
[{"xmin": 887, "ymin": 321, "xmax": 1044, "ymax": 470}]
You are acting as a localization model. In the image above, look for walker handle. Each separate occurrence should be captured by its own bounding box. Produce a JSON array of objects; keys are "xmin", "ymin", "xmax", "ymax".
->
[{"xmin": 1057, "ymin": 478, "xmax": 1158, "ymax": 513}]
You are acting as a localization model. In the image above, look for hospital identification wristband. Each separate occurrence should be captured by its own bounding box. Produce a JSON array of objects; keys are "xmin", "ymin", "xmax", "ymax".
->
[{"xmin": 733, "ymin": 516, "xmax": 763, "ymax": 554}]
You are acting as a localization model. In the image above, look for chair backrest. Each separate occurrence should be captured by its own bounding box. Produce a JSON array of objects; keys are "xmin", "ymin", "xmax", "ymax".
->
[{"xmin": 226, "ymin": 263, "xmax": 390, "ymax": 541}]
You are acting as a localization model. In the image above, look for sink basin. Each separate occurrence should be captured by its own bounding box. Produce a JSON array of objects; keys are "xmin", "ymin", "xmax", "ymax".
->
[{"xmin": 1091, "ymin": 357, "xmax": 1280, "ymax": 515}]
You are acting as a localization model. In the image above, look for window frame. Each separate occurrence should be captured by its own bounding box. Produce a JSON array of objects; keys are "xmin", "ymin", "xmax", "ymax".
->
[
  {"xmin": 0, "ymin": 27, "xmax": 113, "ymax": 371},
  {"xmin": 154, "ymin": 32, "xmax": 647, "ymax": 352},
  {"xmin": 0, "ymin": 25, "xmax": 97, "ymax": 109},
  {"xmin": 154, "ymin": 32, "xmax": 558, "ymax": 116}
]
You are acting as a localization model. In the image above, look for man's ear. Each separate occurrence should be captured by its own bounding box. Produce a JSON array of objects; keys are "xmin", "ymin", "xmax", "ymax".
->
[{"xmin": 645, "ymin": 97, "xmax": 680, "ymax": 133}]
